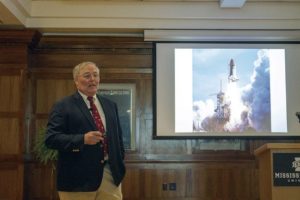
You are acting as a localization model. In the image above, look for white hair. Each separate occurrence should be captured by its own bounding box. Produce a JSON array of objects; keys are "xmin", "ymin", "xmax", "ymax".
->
[{"xmin": 73, "ymin": 61, "xmax": 99, "ymax": 80}]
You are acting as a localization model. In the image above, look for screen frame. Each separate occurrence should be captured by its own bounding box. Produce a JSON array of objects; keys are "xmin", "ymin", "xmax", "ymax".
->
[{"xmin": 153, "ymin": 41, "xmax": 300, "ymax": 140}]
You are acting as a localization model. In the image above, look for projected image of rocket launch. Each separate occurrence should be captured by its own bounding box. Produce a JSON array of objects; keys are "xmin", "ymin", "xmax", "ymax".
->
[{"xmin": 192, "ymin": 49, "xmax": 271, "ymax": 133}]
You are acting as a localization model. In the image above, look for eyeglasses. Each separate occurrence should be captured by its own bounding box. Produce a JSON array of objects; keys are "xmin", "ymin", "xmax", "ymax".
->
[{"xmin": 80, "ymin": 73, "xmax": 100, "ymax": 80}]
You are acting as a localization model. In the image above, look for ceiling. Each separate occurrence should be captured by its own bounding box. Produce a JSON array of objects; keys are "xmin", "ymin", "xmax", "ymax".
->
[{"xmin": 0, "ymin": 0, "xmax": 300, "ymax": 36}]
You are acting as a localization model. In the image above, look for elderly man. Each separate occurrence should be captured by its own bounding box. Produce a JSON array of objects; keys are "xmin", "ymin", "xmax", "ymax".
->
[{"xmin": 45, "ymin": 61, "xmax": 125, "ymax": 200}]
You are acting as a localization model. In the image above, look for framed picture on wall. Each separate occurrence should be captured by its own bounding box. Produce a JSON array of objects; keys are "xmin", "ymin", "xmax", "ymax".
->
[{"xmin": 98, "ymin": 83, "xmax": 136, "ymax": 150}]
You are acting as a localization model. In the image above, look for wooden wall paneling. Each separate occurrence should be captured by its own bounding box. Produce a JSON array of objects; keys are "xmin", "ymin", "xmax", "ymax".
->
[
  {"xmin": 0, "ymin": 118, "xmax": 20, "ymax": 155},
  {"xmin": 0, "ymin": 29, "xmax": 40, "ymax": 200},
  {"xmin": 123, "ymin": 162, "xmax": 259, "ymax": 200},
  {"xmin": 0, "ymin": 47, "xmax": 28, "ymax": 64},
  {"xmin": 0, "ymin": 163, "xmax": 24, "ymax": 200},
  {"xmin": 121, "ymin": 167, "xmax": 141, "ymax": 199},
  {"xmin": 0, "ymin": 72, "xmax": 24, "ymax": 200},
  {"xmin": 0, "ymin": 73, "xmax": 21, "ymax": 154},
  {"xmin": 25, "ymin": 162, "xmax": 59, "ymax": 200},
  {"xmin": 0, "ymin": 75, "xmax": 20, "ymax": 112},
  {"xmin": 36, "ymin": 78, "xmax": 75, "ymax": 114},
  {"xmin": 31, "ymin": 36, "xmax": 153, "ymax": 70},
  {"xmin": 0, "ymin": 30, "xmax": 41, "ymax": 45},
  {"xmin": 33, "ymin": 54, "xmax": 152, "ymax": 69},
  {"xmin": 36, "ymin": 36, "xmax": 150, "ymax": 48}
]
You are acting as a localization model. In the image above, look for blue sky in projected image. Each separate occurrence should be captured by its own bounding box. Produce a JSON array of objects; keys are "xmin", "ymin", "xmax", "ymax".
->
[{"xmin": 192, "ymin": 49, "xmax": 259, "ymax": 101}]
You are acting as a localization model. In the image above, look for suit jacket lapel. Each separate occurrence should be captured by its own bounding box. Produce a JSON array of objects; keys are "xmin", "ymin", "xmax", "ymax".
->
[{"xmin": 73, "ymin": 92, "xmax": 97, "ymax": 129}]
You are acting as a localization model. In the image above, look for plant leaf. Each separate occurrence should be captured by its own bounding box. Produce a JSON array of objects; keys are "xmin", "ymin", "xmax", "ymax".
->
[{"xmin": 33, "ymin": 127, "xmax": 58, "ymax": 165}]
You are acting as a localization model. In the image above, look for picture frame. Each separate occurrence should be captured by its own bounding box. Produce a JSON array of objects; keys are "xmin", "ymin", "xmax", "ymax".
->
[{"xmin": 98, "ymin": 83, "xmax": 136, "ymax": 150}]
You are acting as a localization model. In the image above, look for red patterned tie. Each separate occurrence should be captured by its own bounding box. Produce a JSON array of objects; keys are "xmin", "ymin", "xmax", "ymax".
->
[{"xmin": 87, "ymin": 96, "xmax": 108, "ymax": 157}]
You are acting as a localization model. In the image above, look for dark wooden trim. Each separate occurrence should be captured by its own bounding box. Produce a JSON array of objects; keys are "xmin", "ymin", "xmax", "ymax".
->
[{"xmin": 0, "ymin": 29, "xmax": 41, "ymax": 47}]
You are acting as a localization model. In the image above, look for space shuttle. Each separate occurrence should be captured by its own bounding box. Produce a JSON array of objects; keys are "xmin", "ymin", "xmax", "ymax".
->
[{"xmin": 228, "ymin": 58, "xmax": 239, "ymax": 82}]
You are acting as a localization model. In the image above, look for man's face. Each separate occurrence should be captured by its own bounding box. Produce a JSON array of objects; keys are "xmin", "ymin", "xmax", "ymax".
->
[{"xmin": 75, "ymin": 63, "xmax": 100, "ymax": 96}]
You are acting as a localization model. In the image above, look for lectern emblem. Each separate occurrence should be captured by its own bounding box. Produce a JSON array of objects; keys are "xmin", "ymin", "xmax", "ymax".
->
[
  {"xmin": 273, "ymin": 153, "xmax": 300, "ymax": 186},
  {"xmin": 292, "ymin": 157, "xmax": 300, "ymax": 171}
]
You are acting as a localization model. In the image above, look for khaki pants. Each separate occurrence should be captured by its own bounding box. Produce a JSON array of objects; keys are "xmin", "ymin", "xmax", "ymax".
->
[{"xmin": 58, "ymin": 165, "xmax": 122, "ymax": 200}]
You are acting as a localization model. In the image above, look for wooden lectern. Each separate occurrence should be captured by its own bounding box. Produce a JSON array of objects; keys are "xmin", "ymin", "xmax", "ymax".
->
[{"xmin": 254, "ymin": 143, "xmax": 300, "ymax": 200}]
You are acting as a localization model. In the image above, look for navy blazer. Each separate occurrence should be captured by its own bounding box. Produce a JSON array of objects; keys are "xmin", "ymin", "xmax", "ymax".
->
[{"xmin": 45, "ymin": 91, "xmax": 125, "ymax": 191}]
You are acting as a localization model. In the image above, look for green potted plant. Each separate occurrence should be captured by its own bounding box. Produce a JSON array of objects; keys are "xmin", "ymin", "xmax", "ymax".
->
[
  {"xmin": 33, "ymin": 127, "xmax": 58, "ymax": 200},
  {"xmin": 33, "ymin": 127, "xmax": 58, "ymax": 167}
]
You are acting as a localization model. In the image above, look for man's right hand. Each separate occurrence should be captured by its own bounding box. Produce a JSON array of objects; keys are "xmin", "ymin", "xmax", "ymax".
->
[{"xmin": 84, "ymin": 131, "xmax": 104, "ymax": 145}]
